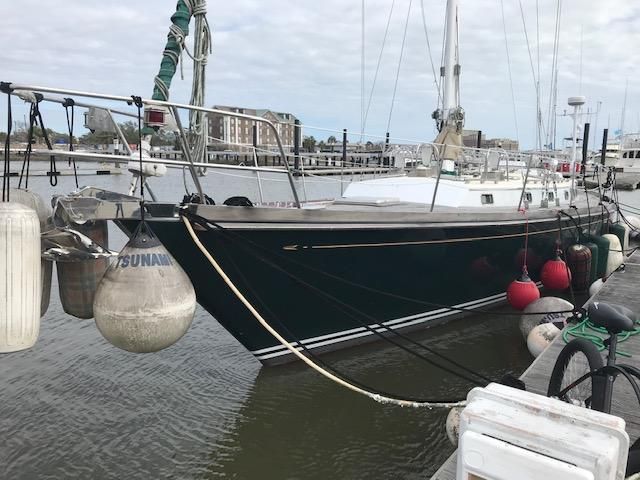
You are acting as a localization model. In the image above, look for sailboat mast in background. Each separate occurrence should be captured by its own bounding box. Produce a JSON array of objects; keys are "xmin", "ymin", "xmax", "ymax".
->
[{"xmin": 433, "ymin": 0, "xmax": 464, "ymax": 167}]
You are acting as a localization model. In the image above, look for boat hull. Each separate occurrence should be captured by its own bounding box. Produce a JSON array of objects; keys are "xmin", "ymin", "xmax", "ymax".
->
[{"xmin": 124, "ymin": 207, "xmax": 603, "ymax": 366}]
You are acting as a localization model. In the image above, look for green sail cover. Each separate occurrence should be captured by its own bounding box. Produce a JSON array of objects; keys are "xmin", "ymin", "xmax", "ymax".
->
[{"xmin": 152, "ymin": 0, "xmax": 192, "ymax": 101}]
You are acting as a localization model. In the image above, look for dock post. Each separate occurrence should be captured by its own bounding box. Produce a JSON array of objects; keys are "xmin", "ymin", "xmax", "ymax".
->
[
  {"xmin": 252, "ymin": 124, "xmax": 258, "ymax": 161},
  {"xmin": 294, "ymin": 119, "xmax": 301, "ymax": 171},
  {"xmin": 341, "ymin": 128, "xmax": 347, "ymax": 195},
  {"xmin": 601, "ymin": 128, "xmax": 608, "ymax": 166},
  {"xmin": 581, "ymin": 123, "xmax": 590, "ymax": 171},
  {"xmin": 385, "ymin": 131, "xmax": 390, "ymax": 167},
  {"xmin": 252, "ymin": 124, "xmax": 264, "ymax": 203}
]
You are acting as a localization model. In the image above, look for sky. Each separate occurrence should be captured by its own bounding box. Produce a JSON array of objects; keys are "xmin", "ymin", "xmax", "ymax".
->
[{"xmin": 1, "ymin": 0, "xmax": 640, "ymax": 149}]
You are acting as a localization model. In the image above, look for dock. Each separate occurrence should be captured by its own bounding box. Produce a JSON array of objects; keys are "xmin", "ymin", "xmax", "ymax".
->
[
  {"xmin": 2, "ymin": 159, "xmax": 122, "ymax": 177},
  {"xmin": 583, "ymin": 172, "xmax": 640, "ymax": 191},
  {"xmin": 148, "ymin": 150, "xmax": 401, "ymax": 174},
  {"xmin": 431, "ymin": 250, "xmax": 640, "ymax": 479}
]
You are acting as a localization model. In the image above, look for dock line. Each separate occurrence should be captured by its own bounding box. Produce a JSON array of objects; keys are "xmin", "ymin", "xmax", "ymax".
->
[{"xmin": 181, "ymin": 212, "xmax": 466, "ymax": 409}]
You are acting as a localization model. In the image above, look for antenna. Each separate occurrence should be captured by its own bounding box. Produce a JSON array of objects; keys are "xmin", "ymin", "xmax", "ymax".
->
[
  {"xmin": 578, "ymin": 25, "xmax": 583, "ymax": 94},
  {"xmin": 621, "ymin": 79, "xmax": 628, "ymax": 138},
  {"xmin": 568, "ymin": 95, "xmax": 585, "ymax": 205},
  {"xmin": 360, "ymin": 0, "xmax": 365, "ymax": 142},
  {"xmin": 592, "ymin": 101, "xmax": 601, "ymax": 151}
]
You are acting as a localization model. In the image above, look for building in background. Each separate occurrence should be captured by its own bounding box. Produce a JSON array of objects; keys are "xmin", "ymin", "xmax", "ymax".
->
[
  {"xmin": 207, "ymin": 106, "xmax": 298, "ymax": 149},
  {"xmin": 461, "ymin": 129, "xmax": 519, "ymax": 151},
  {"xmin": 462, "ymin": 129, "xmax": 485, "ymax": 148},
  {"xmin": 483, "ymin": 138, "xmax": 519, "ymax": 150}
]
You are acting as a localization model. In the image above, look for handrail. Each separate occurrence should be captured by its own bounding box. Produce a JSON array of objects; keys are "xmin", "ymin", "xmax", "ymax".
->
[
  {"xmin": 170, "ymin": 105, "xmax": 204, "ymax": 202},
  {"xmin": 429, "ymin": 144, "xmax": 442, "ymax": 212},
  {"xmin": 517, "ymin": 154, "xmax": 533, "ymax": 211},
  {"xmin": 3, "ymin": 82, "xmax": 301, "ymax": 208},
  {"xmin": 22, "ymin": 148, "xmax": 292, "ymax": 174}
]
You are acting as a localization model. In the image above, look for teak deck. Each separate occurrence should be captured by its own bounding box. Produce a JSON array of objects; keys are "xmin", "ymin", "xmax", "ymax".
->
[{"xmin": 431, "ymin": 250, "xmax": 640, "ymax": 479}]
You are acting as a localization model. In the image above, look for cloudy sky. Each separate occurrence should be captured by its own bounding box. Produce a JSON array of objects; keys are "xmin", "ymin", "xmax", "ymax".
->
[{"xmin": 2, "ymin": 0, "xmax": 639, "ymax": 149}]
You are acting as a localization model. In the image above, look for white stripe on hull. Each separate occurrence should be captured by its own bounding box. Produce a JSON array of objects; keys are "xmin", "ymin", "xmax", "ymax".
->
[{"xmin": 250, "ymin": 286, "xmax": 539, "ymax": 361}]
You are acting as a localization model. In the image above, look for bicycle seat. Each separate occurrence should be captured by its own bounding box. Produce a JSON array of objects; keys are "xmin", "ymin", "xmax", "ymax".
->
[{"xmin": 588, "ymin": 302, "xmax": 637, "ymax": 334}]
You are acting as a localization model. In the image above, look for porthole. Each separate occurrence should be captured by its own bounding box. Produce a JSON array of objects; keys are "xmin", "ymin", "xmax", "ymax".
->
[{"xmin": 481, "ymin": 194, "xmax": 494, "ymax": 205}]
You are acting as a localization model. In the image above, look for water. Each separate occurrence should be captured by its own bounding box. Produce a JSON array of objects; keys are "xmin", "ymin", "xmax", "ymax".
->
[{"xmin": 2, "ymin": 165, "xmax": 637, "ymax": 479}]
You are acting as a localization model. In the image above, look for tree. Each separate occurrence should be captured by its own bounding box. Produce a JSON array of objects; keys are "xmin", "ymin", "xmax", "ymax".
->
[
  {"xmin": 79, "ymin": 120, "xmax": 178, "ymax": 148},
  {"xmin": 327, "ymin": 135, "xmax": 337, "ymax": 144},
  {"xmin": 302, "ymin": 135, "xmax": 317, "ymax": 152},
  {"xmin": 116, "ymin": 121, "xmax": 140, "ymax": 143},
  {"xmin": 79, "ymin": 129, "xmax": 117, "ymax": 146},
  {"xmin": 150, "ymin": 129, "xmax": 177, "ymax": 147}
]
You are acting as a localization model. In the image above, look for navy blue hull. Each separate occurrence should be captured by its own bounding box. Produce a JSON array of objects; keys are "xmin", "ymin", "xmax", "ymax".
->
[{"xmin": 125, "ymin": 210, "xmax": 603, "ymax": 365}]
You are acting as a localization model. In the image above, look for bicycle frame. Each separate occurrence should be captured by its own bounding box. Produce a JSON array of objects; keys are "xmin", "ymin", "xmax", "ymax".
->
[{"xmin": 556, "ymin": 333, "xmax": 640, "ymax": 412}]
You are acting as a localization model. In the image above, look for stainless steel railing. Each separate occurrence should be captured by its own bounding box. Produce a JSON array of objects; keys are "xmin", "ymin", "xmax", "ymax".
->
[{"xmin": 4, "ymin": 82, "xmax": 301, "ymax": 207}]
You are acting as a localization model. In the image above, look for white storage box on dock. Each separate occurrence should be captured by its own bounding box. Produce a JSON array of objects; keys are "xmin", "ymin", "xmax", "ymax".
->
[{"xmin": 456, "ymin": 383, "xmax": 628, "ymax": 480}]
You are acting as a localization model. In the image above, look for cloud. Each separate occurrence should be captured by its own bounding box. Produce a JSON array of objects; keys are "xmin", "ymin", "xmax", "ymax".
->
[{"xmin": 1, "ymin": 0, "xmax": 639, "ymax": 149}]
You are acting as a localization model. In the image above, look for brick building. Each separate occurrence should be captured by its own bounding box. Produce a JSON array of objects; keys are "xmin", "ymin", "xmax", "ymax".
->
[
  {"xmin": 208, "ymin": 106, "xmax": 298, "ymax": 149},
  {"xmin": 462, "ymin": 129, "xmax": 519, "ymax": 151}
]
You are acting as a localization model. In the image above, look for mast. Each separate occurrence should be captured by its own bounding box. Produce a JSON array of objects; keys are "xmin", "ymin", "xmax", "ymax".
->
[
  {"xmin": 441, "ymin": 0, "xmax": 459, "ymax": 117},
  {"xmin": 433, "ymin": 0, "xmax": 464, "ymax": 163}
]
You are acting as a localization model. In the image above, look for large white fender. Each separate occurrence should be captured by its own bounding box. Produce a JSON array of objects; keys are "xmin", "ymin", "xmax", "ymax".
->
[
  {"xmin": 93, "ymin": 224, "xmax": 196, "ymax": 353},
  {"xmin": 0, "ymin": 203, "xmax": 41, "ymax": 352},
  {"xmin": 602, "ymin": 234, "xmax": 623, "ymax": 277},
  {"xmin": 526, "ymin": 323, "xmax": 561, "ymax": 358}
]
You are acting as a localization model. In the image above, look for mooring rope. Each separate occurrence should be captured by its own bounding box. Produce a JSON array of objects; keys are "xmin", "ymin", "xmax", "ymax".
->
[
  {"xmin": 181, "ymin": 213, "xmax": 466, "ymax": 408},
  {"xmin": 132, "ymin": 96, "xmax": 146, "ymax": 222},
  {"xmin": 217, "ymin": 233, "xmax": 490, "ymax": 396},
  {"xmin": 181, "ymin": 210, "xmax": 580, "ymax": 318},
  {"xmin": 63, "ymin": 98, "xmax": 79, "ymax": 188}
]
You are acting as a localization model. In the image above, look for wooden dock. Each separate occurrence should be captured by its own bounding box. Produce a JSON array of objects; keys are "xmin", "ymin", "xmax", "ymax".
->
[
  {"xmin": 148, "ymin": 150, "xmax": 399, "ymax": 169},
  {"xmin": 431, "ymin": 250, "xmax": 640, "ymax": 479}
]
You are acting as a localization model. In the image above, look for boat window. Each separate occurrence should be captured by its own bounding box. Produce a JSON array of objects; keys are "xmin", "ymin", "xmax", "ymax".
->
[
  {"xmin": 624, "ymin": 152, "xmax": 629, "ymax": 158},
  {"xmin": 525, "ymin": 192, "xmax": 533, "ymax": 202},
  {"xmin": 481, "ymin": 194, "xmax": 494, "ymax": 204},
  {"xmin": 548, "ymin": 192, "xmax": 555, "ymax": 201},
  {"xmin": 636, "ymin": 151, "xmax": 640, "ymax": 158}
]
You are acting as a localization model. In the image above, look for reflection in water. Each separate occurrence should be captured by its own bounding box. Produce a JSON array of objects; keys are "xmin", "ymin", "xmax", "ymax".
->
[{"xmin": 202, "ymin": 309, "xmax": 532, "ymax": 480}]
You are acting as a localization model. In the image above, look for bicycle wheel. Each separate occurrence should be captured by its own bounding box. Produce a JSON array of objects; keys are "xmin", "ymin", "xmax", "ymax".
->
[{"xmin": 547, "ymin": 338, "xmax": 605, "ymax": 409}]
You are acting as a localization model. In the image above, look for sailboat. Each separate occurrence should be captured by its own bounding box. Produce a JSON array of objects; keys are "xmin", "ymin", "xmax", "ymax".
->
[{"xmin": 3, "ymin": 0, "xmax": 607, "ymax": 365}]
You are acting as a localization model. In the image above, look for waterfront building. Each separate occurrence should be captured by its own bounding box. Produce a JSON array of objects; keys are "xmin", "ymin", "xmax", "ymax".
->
[
  {"xmin": 207, "ymin": 106, "xmax": 298, "ymax": 149},
  {"xmin": 462, "ymin": 129, "xmax": 519, "ymax": 151}
]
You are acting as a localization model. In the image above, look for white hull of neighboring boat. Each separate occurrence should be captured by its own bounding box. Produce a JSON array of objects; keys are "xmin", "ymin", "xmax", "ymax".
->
[{"xmin": 343, "ymin": 174, "xmax": 572, "ymax": 209}]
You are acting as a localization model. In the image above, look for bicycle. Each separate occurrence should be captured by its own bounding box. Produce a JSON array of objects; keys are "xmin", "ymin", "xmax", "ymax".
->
[{"xmin": 547, "ymin": 301, "xmax": 640, "ymax": 477}]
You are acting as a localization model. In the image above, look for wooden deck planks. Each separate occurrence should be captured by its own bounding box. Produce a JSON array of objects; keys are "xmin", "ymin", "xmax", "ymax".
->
[{"xmin": 431, "ymin": 251, "xmax": 640, "ymax": 479}]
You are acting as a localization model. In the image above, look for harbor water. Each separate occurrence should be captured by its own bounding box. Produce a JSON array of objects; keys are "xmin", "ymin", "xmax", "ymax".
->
[{"xmin": 2, "ymin": 164, "xmax": 637, "ymax": 479}]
